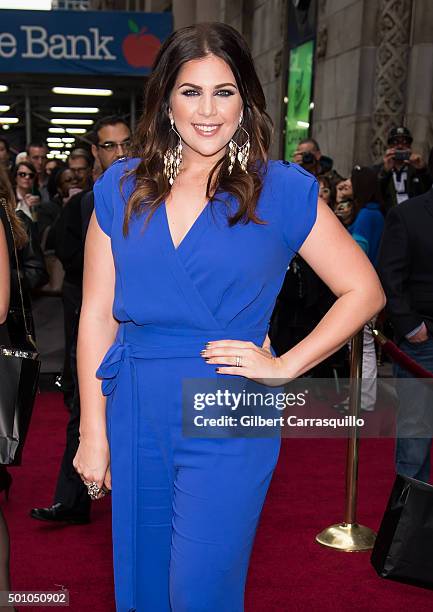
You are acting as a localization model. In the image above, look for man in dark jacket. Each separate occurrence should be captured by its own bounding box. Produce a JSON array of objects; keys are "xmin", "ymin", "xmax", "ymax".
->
[
  {"xmin": 373, "ymin": 126, "xmax": 431, "ymax": 213},
  {"xmin": 55, "ymin": 150, "xmax": 93, "ymax": 408},
  {"xmin": 377, "ymin": 151, "xmax": 433, "ymax": 482},
  {"xmin": 30, "ymin": 116, "xmax": 131, "ymax": 525}
]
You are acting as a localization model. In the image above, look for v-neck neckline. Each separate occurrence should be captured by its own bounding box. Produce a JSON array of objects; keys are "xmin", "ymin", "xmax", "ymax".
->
[{"xmin": 163, "ymin": 199, "xmax": 210, "ymax": 252}]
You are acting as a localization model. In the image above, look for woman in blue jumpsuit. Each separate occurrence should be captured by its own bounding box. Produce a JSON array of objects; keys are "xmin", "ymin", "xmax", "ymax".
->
[
  {"xmin": 73, "ymin": 23, "xmax": 385, "ymax": 612},
  {"xmin": 94, "ymin": 157, "xmax": 316, "ymax": 611}
]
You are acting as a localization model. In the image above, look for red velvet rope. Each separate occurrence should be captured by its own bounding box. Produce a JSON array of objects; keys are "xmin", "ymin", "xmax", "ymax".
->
[{"xmin": 372, "ymin": 328, "xmax": 433, "ymax": 379}]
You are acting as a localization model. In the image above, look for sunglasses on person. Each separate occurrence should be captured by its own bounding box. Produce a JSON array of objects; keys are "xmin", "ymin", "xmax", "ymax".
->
[
  {"xmin": 17, "ymin": 171, "xmax": 35, "ymax": 179},
  {"xmin": 97, "ymin": 139, "xmax": 131, "ymax": 151},
  {"xmin": 389, "ymin": 137, "xmax": 411, "ymax": 147}
]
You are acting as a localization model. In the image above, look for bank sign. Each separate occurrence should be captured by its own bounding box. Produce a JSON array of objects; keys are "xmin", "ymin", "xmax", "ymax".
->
[{"xmin": 0, "ymin": 10, "xmax": 172, "ymax": 76}]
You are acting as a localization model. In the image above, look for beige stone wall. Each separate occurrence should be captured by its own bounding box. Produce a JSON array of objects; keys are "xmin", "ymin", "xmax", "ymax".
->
[
  {"xmin": 313, "ymin": 0, "xmax": 380, "ymax": 176},
  {"xmin": 247, "ymin": 0, "xmax": 286, "ymax": 158},
  {"xmin": 314, "ymin": 0, "xmax": 433, "ymax": 176},
  {"xmin": 406, "ymin": 0, "xmax": 433, "ymax": 162},
  {"xmin": 89, "ymin": 0, "xmax": 433, "ymax": 171}
]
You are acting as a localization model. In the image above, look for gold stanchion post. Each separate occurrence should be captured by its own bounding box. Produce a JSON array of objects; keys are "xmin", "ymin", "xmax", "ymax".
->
[{"xmin": 315, "ymin": 329, "xmax": 376, "ymax": 551}]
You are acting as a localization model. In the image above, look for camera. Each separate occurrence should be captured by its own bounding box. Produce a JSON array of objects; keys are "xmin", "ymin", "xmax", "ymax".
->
[
  {"xmin": 394, "ymin": 150, "xmax": 411, "ymax": 161},
  {"xmin": 336, "ymin": 200, "xmax": 353, "ymax": 211},
  {"xmin": 301, "ymin": 151, "xmax": 315, "ymax": 165},
  {"xmin": 335, "ymin": 200, "xmax": 354, "ymax": 220}
]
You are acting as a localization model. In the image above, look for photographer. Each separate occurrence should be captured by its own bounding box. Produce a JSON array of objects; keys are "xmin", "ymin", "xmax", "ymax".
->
[
  {"xmin": 292, "ymin": 137, "xmax": 340, "ymax": 182},
  {"xmin": 374, "ymin": 126, "xmax": 431, "ymax": 212}
]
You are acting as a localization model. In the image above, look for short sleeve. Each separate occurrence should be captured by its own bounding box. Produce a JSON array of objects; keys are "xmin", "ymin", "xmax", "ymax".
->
[
  {"xmin": 274, "ymin": 161, "xmax": 319, "ymax": 253},
  {"xmin": 92, "ymin": 157, "xmax": 139, "ymax": 237},
  {"xmin": 93, "ymin": 169, "xmax": 114, "ymax": 237}
]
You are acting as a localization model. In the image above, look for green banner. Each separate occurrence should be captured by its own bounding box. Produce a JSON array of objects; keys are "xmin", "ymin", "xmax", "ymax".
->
[{"xmin": 284, "ymin": 40, "xmax": 314, "ymax": 162}]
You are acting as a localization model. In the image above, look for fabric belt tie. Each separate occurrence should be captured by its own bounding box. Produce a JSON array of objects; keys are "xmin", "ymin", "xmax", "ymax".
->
[{"xmin": 95, "ymin": 322, "xmax": 267, "ymax": 611}]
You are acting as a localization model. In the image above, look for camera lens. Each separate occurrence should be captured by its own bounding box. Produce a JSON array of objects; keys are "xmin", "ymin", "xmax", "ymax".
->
[{"xmin": 302, "ymin": 152, "xmax": 315, "ymax": 165}]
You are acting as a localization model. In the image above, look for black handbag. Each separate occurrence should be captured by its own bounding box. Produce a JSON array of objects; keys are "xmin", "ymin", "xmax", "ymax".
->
[
  {"xmin": 371, "ymin": 473, "xmax": 433, "ymax": 590},
  {"xmin": 0, "ymin": 198, "xmax": 41, "ymax": 465}
]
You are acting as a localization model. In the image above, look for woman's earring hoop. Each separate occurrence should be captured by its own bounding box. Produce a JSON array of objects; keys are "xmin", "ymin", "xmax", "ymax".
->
[
  {"xmin": 228, "ymin": 125, "xmax": 250, "ymax": 175},
  {"xmin": 163, "ymin": 116, "xmax": 183, "ymax": 185}
]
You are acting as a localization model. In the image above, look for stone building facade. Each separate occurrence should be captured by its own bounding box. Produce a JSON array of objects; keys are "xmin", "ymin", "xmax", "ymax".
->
[
  {"xmin": 170, "ymin": 0, "xmax": 433, "ymax": 174},
  {"xmin": 314, "ymin": 0, "xmax": 433, "ymax": 175},
  {"xmin": 89, "ymin": 0, "xmax": 433, "ymax": 175}
]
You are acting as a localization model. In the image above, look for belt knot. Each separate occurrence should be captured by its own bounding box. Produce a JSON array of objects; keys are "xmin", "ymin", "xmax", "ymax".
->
[{"xmin": 96, "ymin": 342, "xmax": 131, "ymax": 396}]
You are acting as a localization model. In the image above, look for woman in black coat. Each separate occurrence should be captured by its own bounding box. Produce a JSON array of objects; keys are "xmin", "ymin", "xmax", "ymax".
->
[{"xmin": 0, "ymin": 165, "xmax": 28, "ymax": 606}]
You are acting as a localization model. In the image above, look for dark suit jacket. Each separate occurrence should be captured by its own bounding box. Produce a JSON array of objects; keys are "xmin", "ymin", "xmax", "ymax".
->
[
  {"xmin": 268, "ymin": 255, "xmax": 344, "ymax": 376},
  {"xmin": 373, "ymin": 162, "xmax": 432, "ymax": 213},
  {"xmin": 377, "ymin": 189, "xmax": 433, "ymax": 341},
  {"xmin": 15, "ymin": 211, "xmax": 49, "ymax": 292},
  {"xmin": 55, "ymin": 190, "xmax": 90, "ymax": 288},
  {"xmin": 80, "ymin": 190, "xmax": 94, "ymax": 242}
]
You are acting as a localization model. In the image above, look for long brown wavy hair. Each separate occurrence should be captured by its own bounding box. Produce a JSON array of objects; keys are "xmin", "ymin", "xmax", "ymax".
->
[
  {"xmin": 123, "ymin": 22, "xmax": 273, "ymax": 235},
  {"xmin": 0, "ymin": 165, "xmax": 28, "ymax": 249}
]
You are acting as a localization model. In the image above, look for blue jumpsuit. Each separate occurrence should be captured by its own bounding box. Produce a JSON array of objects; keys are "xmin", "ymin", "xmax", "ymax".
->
[{"xmin": 93, "ymin": 158, "xmax": 318, "ymax": 612}]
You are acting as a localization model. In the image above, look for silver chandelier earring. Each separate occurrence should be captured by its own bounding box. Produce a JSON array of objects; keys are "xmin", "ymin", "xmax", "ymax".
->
[
  {"xmin": 163, "ymin": 115, "xmax": 183, "ymax": 185},
  {"xmin": 228, "ymin": 120, "xmax": 250, "ymax": 175}
]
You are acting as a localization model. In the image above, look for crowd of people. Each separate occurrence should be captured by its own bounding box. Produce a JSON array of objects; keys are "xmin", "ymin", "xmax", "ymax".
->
[
  {"xmin": 1, "ymin": 120, "xmax": 433, "ymax": 494},
  {"xmin": 1, "ymin": 119, "xmax": 131, "ymax": 390},
  {"xmin": 0, "ymin": 117, "xmax": 132, "ymax": 599},
  {"xmin": 0, "ymin": 112, "xmax": 432, "ymax": 601},
  {"xmin": 272, "ymin": 126, "xmax": 433, "ymax": 480}
]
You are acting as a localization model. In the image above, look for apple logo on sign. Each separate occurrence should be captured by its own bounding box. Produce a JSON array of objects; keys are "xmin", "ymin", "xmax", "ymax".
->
[{"xmin": 122, "ymin": 19, "xmax": 161, "ymax": 68}]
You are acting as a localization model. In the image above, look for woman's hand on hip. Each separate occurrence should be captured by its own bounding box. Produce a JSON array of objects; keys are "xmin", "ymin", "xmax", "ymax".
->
[
  {"xmin": 73, "ymin": 435, "xmax": 111, "ymax": 498},
  {"xmin": 201, "ymin": 340, "xmax": 291, "ymax": 387}
]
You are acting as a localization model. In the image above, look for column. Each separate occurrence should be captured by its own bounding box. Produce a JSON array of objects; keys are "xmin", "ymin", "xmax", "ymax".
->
[
  {"xmin": 196, "ymin": 0, "xmax": 221, "ymax": 22},
  {"xmin": 371, "ymin": 0, "xmax": 413, "ymax": 162},
  {"xmin": 172, "ymin": 0, "xmax": 196, "ymax": 29},
  {"xmin": 405, "ymin": 0, "xmax": 433, "ymax": 160}
]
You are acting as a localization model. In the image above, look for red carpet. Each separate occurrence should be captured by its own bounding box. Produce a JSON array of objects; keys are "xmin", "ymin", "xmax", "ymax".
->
[{"xmin": 2, "ymin": 392, "xmax": 433, "ymax": 611}]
